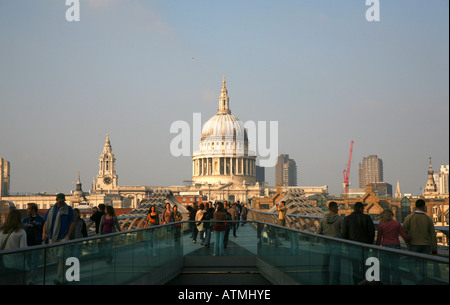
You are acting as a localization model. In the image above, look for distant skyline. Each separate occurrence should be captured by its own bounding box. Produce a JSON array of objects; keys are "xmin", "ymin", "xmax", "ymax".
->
[{"xmin": 0, "ymin": 0, "xmax": 448, "ymax": 197}]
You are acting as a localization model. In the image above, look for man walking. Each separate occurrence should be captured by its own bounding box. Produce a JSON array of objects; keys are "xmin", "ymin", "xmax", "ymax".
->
[
  {"xmin": 342, "ymin": 202, "xmax": 375, "ymax": 284},
  {"xmin": 42, "ymin": 193, "xmax": 75, "ymax": 284},
  {"xmin": 402, "ymin": 199, "xmax": 438, "ymax": 283},
  {"xmin": 402, "ymin": 199, "xmax": 438, "ymax": 255},
  {"xmin": 23, "ymin": 202, "xmax": 45, "ymax": 284},
  {"xmin": 318, "ymin": 201, "xmax": 342, "ymax": 285}
]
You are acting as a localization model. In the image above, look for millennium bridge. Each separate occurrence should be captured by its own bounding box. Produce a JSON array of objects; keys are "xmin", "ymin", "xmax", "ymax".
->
[{"xmin": 0, "ymin": 191, "xmax": 448, "ymax": 285}]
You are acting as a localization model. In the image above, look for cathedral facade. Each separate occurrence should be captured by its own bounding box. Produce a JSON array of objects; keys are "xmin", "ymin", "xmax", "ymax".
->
[
  {"xmin": 91, "ymin": 77, "xmax": 264, "ymax": 205},
  {"xmin": 188, "ymin": 77, "xmax": 262, "ymax": 202},
  {"xmin": 192, "ymin": 76, "xmax": 257, "ymax": 186}
]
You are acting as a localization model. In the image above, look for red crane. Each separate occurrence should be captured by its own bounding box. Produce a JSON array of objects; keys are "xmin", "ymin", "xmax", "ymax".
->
[{"xmin": 343, "ymin": 140, "xmax": 354, "ymax": 197}]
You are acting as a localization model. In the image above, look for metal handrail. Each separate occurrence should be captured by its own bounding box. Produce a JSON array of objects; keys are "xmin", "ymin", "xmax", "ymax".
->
[
  {"xmin": 247, "ymin": 209, "xmax": 449, "ymax": 241},
  {"xmin": 1, "ymin": 219, "xmax": 448, "ymax": 265},
  {"xmin": 0, "ymin": 221, "xmax": 180, "ymax": 256},
  {"xmin": 252, "ymin": 219, "xmax": 449, "ymax": 264}
]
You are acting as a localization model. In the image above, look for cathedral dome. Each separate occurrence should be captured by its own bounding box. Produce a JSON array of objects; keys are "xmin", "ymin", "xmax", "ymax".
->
[
  {"xmin": 192, "ymin": 76, "xmax": 256, "ymax": 187},
  {"xmin": 201, "ymin": 113, "xmax": 247, "ymax": 141},
  {"xmin": 197, "ymin": 76, "xmax": 248, "ymax": 156}
]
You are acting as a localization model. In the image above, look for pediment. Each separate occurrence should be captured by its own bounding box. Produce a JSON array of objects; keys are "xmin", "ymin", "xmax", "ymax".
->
[{"xmin": 216, "ymin": 182, "xmax": 248, "ymax": 191}]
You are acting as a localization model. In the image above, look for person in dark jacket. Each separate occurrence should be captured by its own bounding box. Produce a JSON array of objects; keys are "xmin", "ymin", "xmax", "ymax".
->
[
  {"xmin": 71, "ymin": 208, "xmax": 88, "ymax": 259},
  {"xmin": 342, "ymin": 202, "xmax": 375, "ymax": 243},
  {"xmin": 90, "ymin": 204, "xmax": 106, "ymax": 234},
  {"xmin": 22, "ymin": 203, "xmax": 45, "ymax": 284},
  {"xmin": 71, "ymin": 208, "xmax": 88, "ymax": 239},
  {"xmin": 240, "ymin": 203, "xmax": 248, "ymax": 227},
  {"xmin": 342, "ymin": 202, "xmax": 375, "ymax": 284},
  {"xmin": 188, "ymin": 203, "xmax": 199, "ymax": 243},
  {"xmin": 203, "ymin": 202, "xmax": 215, "ymax": 248},
  {"xmin": 23, "ymin": 203, "xmax": 45, "ymax": 246}
]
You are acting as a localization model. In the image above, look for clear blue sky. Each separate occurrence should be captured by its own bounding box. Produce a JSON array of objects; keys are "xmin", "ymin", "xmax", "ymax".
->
[{"xmin": 0, "ymin": 0, "xmax": 448, "ymax": 196}]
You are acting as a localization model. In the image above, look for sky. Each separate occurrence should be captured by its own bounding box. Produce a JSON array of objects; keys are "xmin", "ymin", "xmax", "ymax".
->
[{"xmin": 0, "ymin": 0, "xmax": 448, "ymax": 197}]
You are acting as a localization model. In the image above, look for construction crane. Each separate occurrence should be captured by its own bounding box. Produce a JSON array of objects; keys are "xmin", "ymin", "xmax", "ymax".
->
[{"xmin": 343, "ymin": 140, "xmax": 354, "ymax": 197}]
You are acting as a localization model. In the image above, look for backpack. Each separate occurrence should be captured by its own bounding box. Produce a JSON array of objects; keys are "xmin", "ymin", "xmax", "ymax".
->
[{"xmin": 203, "ymin": 209, "xmax": 213, "ymax": 229}]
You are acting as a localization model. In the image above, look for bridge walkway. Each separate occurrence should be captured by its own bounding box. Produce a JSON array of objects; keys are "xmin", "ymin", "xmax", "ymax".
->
[{"xmin": 0, "ymin": 220, "xmax": 448, "ymax": 285}]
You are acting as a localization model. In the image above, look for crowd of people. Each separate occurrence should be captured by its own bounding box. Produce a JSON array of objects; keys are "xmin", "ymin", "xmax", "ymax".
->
[
  {"xmin": 145, "ymin": 200, "xmax": 248, "ymax": 257},
  {"xmin": 317, "ymin": 199, "xmax": 438, "ymax": 285},
  {"xmin": 0, "ymin": 194, "xmax": 442, "ymax": 285},
  {"xmin": 0, "ymin": 194, "xmax": 123, "ymax": 284}
]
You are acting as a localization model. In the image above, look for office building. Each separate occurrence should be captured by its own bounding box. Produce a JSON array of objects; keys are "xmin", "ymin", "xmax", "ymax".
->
[
  {"xmin": 276, "ymin": 154, "xmax": 297, "ymax": 187},
  {"xmin": 359, "ymin": 155, "xmax": 383, "ymax": 188},
  {"xmin": 0, "ymin": 157, "xmax": 10, "ymax": 197}
]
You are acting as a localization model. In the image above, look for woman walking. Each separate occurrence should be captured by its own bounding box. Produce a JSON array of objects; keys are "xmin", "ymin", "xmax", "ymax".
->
[
  {"xmin": 99, "ymin": 206, "xmax": 121, "ymax": 264},
  {"xmin": 213, "ymin": 202, "xmax": 227, "ymax": 256},
  {"xmin": 195, "ymin": 203, "xmax": 206, "ymax": 245},
  {"xmin": 144, "ymin": 205, "xmax": 159, "ymax": 256},
  {"xmin": 173, "ymin": 205, "xmax": 183, "ymax": 250},
  {"xmin": 376, "ymin": 209, "xmax": 410, "ymax": 284},
  {"xmin": 0, "ymin": 209, "xmax": 27, "ymax": 284}
]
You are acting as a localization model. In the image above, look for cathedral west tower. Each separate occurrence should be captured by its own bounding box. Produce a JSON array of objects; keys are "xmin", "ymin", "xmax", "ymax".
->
[{"xmin": 94, "ymin": 134, "xmax": 118, "ymax": 191}]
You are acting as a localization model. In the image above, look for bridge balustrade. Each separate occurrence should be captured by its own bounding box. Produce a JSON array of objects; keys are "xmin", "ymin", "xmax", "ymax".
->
[{"xmin": 0, "ymin": 213, "xmax": 448, "ymax": 285}]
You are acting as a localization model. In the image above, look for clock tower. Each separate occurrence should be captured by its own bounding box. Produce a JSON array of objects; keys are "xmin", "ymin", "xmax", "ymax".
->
[{"xmin": 94, "ymin": 134, "xmax": 118, "ymax": 191}]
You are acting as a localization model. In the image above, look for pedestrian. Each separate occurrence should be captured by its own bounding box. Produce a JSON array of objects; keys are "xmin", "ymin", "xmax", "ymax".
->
[
  {"xmin": 234, "ymin": 202, "xmax": 241, "ymax": 230},
  {"xmin": 144, "ymin": 205, "xmax": 159, "ymax": 256},
  {"xmin": 317, "ymin": 201, "xmax": 343, "ymax": 285},
  {"xmin": 145, "ymin": 205, "xmax": 160, "ymax": 227},
  {"xmin": 70, "ymin": 208, "xmax": 88, "ymax": 258},
  {"xmin": 99, "ymin": 205, "xmax": 121, "ymax": 264},
  {"xmin": 403, "ymin": 199, "xmax": 437, "ymax": 284},
  {"xmin": 273, "ymin": 201, "xmax": 287, "ymax": 246},
  {"xmin": 402, "ymin": 199, "xmax": 438, "ymax": 255},
  {"xmin": 276, "ymin": 201, "xmax": 287, "ymax": 226},
  {"xmin": 376, "ymin": 209, "xmax": 410, "ymax": 285},
  {"xmin": 162, "ymin": 203, "xmax": 174, "ymax": 224},
  {"xmin": 91, "ymin": 204, "xmax": 106, "ymax": 260},
  {"xmin": 227, "ymin": 202, "xmax": 238, "ymax": 238},
  {"xmin": 188, "ymin": 204, "xmax": 199, "ymax": 243},
  {"xmin": 402, "ymin": 199, "xmax": 438, "ymax": 284},
  {"xmin": 42, "ymin": 193, "xmax": 75, "ymax": 284},
  {"xmin": 240, "ymin": 203, "xmax": 248, "ymax": 227},
  {"xmin": 223, "ymin": 203, "xmax": 233, "ymax": 248},
  {"xmin": 0, "ymin": 208, "xmax": 27, "ymax": 285},
  {"xmin": 213, "ymin": 202, "xmax": 227, "ymax": 256},
  {"xmin": 234, "ymin": 202, "xmax": 240, "ymax": 231},
  {"xmin": 195, "ymin": 203, "xmax": 206, "ymax": 245},
  {"xmin": 22, "ymin": 202, "xmax": 45, "ymax": 284},
  {"xmin": 23, "ymin": 203, "xmax": 45, "ymax": 247},
  {"xmin": 342, "ymin": 201, "xmax": 375, "ymax": 285},
  {"xmin": 90, "ymin": 204, "xmax": 106, "ymax": 234},
  {"xmin": 71, "ymin": 208, "xmax": 88, "ymax": 240},
  {"xmin": 342, "ymin": 202, "xmax": 375, "ymax": 243},
  {"xmin": 162, "ymin": 203, "xmax": 174, "ymax": 246},
  {"xmin": 99, "ymin": 205, "xmax": 121, "ymax": 235},
  {"xmin": 203, "ymin": 202, "xmax": 215, "ymax": 248},
  {"xmin": 42, "ymin": 193, "xmax": 75, "ymax": 243},
  {"xmin": 173, "ymin": 205, "xmax": 183, "ymax": 249}
]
